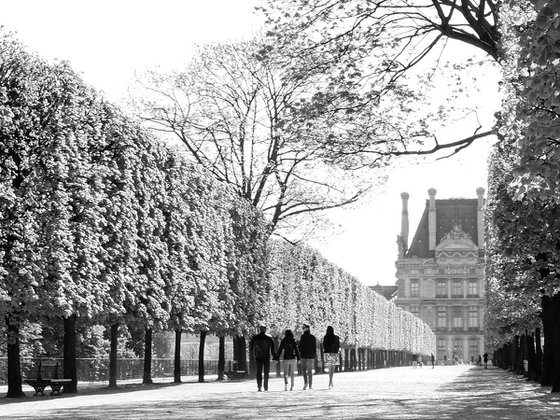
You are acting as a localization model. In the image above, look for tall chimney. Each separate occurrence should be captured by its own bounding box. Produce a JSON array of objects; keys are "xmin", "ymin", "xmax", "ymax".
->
[
  {"xmin": 476, "ymin": 187, "xmax": 485, "ymax": 250},
  {"xmin": 428, "ymin": 188, "xmax": 437, "ymax": 250},
  {"xmin": 400, "ymin": 192, "xmax": 410, "ymax": 251}
]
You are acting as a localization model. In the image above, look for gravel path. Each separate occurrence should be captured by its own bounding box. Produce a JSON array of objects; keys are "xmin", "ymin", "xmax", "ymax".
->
[{"xmin": 1, "ymin": 365, "xmax": 559, "ymax": 419}]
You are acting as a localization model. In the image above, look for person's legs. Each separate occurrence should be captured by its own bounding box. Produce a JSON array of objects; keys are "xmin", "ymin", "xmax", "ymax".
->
[
  {"xmin": 301, "ymin": 359, "xmax": 309, "ymax": 389},
  {"xmin": 282, "ymin": 360, "xmax": 288, "ymax": 390},
  {"xmin": 308, "ymin": 359, "xmax": 313, "ymax": 389},
  {"xmin": 256, "ymin": 358, "xmax": 264, "ymax": 391},
  {"xmin": 289, "ymin": 360, "xmax": 296, "ymax": 390},
  {"xmin": 263, "ymin": 358, "xmax": 270, "ymax": 390},
  {"xmin": 328, "ymin": 363, "xmax": 334, "ymax": 388}
]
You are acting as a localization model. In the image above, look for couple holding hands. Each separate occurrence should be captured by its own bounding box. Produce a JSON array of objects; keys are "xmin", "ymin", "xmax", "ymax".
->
[{"xmin": 250, "ymin": 324, "xmax": 341, "ymax": 392}]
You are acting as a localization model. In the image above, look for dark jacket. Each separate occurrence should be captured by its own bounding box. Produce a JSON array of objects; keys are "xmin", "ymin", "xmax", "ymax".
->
[
  {"xmin": 276, "ymin": 337, "xmax": 300, "ymax": 360},
  {"xmin": 323, "ymin": 334, "xmax": 340, "ymax": 354},
  {"xmin": 299, "ymin": 330, "xmax": 317, "ymax": 359},
  {"xmin": 250, "ymin": 332, "xmax": 276, "ymax": 360}
]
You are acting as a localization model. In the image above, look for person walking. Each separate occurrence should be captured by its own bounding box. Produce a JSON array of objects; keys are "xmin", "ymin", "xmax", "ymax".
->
[
  {"xmin": 249, "ymin": 324, "xmax": 276, "ymax": 392},
  {"xmin": 299, "ymin": 324, "xmax": 317, "ymax": 390},
  {"xmin": 431, "ymin": 353, "xmax": 435, "ymax": 369},
  {"xmin": 275, "ymin": 329, "xmax": 300, "ymax": 391},
  {"xmin": 483, "ymin": 352, "xmax": 489, "ymax": 369},
  {"xmin": 322, "ymin": 326, "xmax": 340, "ymax": 389}
]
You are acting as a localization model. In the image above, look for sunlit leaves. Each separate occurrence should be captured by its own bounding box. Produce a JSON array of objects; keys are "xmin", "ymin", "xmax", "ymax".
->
[{"xmin": 266, "ymin": 241, "xmax": 435, "ymax": 353}]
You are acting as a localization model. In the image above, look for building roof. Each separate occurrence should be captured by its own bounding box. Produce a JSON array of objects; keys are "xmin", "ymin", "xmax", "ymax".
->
[
  {"xmin": 406, "ymin": 198, "xmax": 479, "ymax": 259},
  {"xmin": 369, "ymin": 284, "xmax": 398, "ymax": 301}
]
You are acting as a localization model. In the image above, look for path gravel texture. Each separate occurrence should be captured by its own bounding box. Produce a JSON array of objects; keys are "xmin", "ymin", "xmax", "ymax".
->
[{"xmin": 1, "ymin": 365, "xmax": 559, "ymax": 419}]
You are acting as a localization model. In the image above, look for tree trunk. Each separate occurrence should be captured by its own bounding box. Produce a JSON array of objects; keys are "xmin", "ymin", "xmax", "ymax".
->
[
  {"xmin": 550, "ymin": 293, "xmax": 560, "ymax": 392},
  {"xmin": 143, "ymin": 328, "xmax": 153, "ymax": 384},
  {"xmin": 174, "ymin": 329, "xmax": 182, "ymax": 383},
  {"xmin": 217, "ymin": 336, "xmax": 225, "ymax": 381},
  {"xmin": 541, "ymin": 295, "xmax": 554, "ymax": 386},
  {"xmin": 198, "ymin": 330, "xmax": 207, "ymax": 383},
  {"xmin": 6, "ymin": 317, "xmax": 25, "ymax": 398},
  {"xmin": 108, "ymin": 323, "xmax": 118, "ymax": 388},
  {"xmin": 63, "ymin": 315, "xmax": 78, "ymax": 393},
  {"xmin": 233, "ymin": 335, "xmax": 247, "ymax": 374},
  {"xmin": 317, "ymin": 342, "xmax": 324, "ymax": 374},
  {"xmin": 526, "ymin": 331, "xmax": 536, "ymax": 381},
  {"xmin": 535, "ymin": 327, "xmax": 543, "ymax": 382}
]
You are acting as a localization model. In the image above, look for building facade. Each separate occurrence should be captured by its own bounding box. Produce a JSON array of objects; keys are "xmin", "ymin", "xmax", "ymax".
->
[{"xmin": 395, "ymin": 188, "xmax": 486, "ymax": 363}]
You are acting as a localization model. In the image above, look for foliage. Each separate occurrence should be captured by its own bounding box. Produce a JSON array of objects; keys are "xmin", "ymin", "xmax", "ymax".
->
[
  {"xmin": 258, "ymin": 0, "xmax": 499, "ymax": 165},
  {"xmin": 0, "ymin": 28, "xmax": 270, "ymax": 347},
  {"xmin": 265, "ymin": 240, "xmax": 435, "ymax": 354},
  {"xmin": 485, "ymin": 0, "xmax": 560, "ymax": 348},
  {"xmin": 131, "ymin": 39, "xmax": 370, "ymax": 238},
  {"xmin": 0, "ymin": 28, "xmax": 436, "ymax": 386}
]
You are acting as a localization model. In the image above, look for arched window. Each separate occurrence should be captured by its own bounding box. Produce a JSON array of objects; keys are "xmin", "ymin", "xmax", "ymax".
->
[
  {"xmin": 468, "ymin": 337, "xmax": 480, "ymax": 361},
  {"xmin": 452, "ymin": 337, "xmax": 464, "ymax": 361},
  {"xmin": 437, "ymin": 337, "xmax": 448, "ymax": 360}
]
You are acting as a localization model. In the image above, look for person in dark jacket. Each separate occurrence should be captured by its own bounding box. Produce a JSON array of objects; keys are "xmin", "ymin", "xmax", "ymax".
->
[
  {"xmin": 299, "ymin": 324, "xmax": 317, "ymax": 390},
  {"xmin": 322, "ymin": 325, "xmax": 340, "ymax": 389},
  {"xmin": 275, "ymin": 329, "xmax": 300, "ymax": 391},
  {"xmin": 249, "ymin": 325, "xmax": 276, "ymax": 391},
  {"xmin": 483, "ymin": 352, "xmax": 489, "ymax": 369}
]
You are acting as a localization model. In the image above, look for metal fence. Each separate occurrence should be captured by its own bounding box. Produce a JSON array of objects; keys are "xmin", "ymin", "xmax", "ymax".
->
[{"xmin": 0, "ymin": 357, "xmax": 227, "ymax": 384}]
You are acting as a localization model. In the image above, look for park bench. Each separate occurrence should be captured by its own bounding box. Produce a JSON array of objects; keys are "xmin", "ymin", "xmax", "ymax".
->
[
  {"xmin": 24, "ymin": 359, "xmax": 72, "ymax": 396},
  {"xmin": 224, "ymin": 370, "xmax": 248, "ymax": 380}
]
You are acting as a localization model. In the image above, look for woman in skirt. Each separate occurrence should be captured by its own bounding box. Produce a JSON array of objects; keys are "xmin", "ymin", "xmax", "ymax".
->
[
  {"xmin": 275, "ymin": 329, "xmax": 301, "ymax": 391},
  {"xmin": 322, "ymin": 326, "xmax": 340, "ymax": 389}
]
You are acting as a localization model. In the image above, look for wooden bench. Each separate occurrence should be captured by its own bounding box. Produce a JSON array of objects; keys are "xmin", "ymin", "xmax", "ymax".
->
[
  {"xmin": 24, "ymin": 359, "xmax": 72, "ymax": 396},
  {"xmin": 224, "ymin": 370, "xmax": 247, "ymax": 380}
]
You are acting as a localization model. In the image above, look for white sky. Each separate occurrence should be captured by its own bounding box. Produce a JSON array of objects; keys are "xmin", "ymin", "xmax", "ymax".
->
[{"xmin": 1, "ymin": 0, "xmax": 501, "ymax": 286}]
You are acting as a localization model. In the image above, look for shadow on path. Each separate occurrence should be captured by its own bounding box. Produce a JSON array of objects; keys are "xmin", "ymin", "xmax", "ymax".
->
[{"xmin": 3, "ymin": 367, "xmax": 560, "ymax": 419}]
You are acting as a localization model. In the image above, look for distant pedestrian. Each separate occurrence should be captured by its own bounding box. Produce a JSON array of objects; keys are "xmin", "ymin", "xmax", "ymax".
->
[
  {"xmin": 431, "ymin": 353, "xmax": 435, "ymax": 369},
  {"xmin": 323, "ymin": 326, "xmax": 340, "ymax": 389},
  {"xmin": 483, "ymin": 352, "xmax": 489, "ymax": 369},
  {"xmin": 478, "ymin": 354, "xmax": 482, "ymax": 366},
  {"xmin": 418, "ymin": 355, "xmax": 423, "ymax": 368},
  {"xmin": 299, "ymin": 324, "xmax": 317, "ymax": 390},
  {"xmin": 249, "ymin": 325, "xmax": 276, "ymax": 392},
  {"xmin": 443, "ymin": 354, "xmax": 447, "ymax": 365},
  {"xmin": 275, "ymin": 329, "xmax": 300, "ymax": 391},
  {"xmin": 412, "ymin": 353, "xmax": 418, "ymax": 368}
]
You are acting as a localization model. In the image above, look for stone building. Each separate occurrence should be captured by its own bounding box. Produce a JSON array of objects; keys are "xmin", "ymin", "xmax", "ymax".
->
[{"xmin": 394, "ymin": 188, "xmax": 486, "ymax": 363}]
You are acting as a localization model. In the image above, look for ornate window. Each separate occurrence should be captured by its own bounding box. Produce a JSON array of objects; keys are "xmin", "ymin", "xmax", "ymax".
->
[
  {"xmin": 410, "ymin": 279, "xmax": 419, "ymax": 297},
  {"xmin": 410, "ymin": 305, "xmax": 420, "ymax": 318},
  {"xmin": 468, "ymin": 306, "xmax": 479, "ymax": 328},
  {"xmin": 452, "ymin": 337, "xmax": 464, "ymax": 360},
  {"xmin": 437, "ymin": 337, "xmax": 448, "ymax": 358},
  {"xmin": 436, "ymin": 280, "xmax": 447, "ymax": 298},
  {"xmin": 468, "ymin": 279, "xmax": 479, "ymax": 297},
  {"xmin": 453, "ymin": 306, "xmax": 463, "ymax": 328},
  {"xmin": 468, "ymin": 337, "xmax": 480, "ymax": 360},
  {"xmin": 452, "ymin": 279, "xmax": 463, "ymax": 298},
  {"xmin": 437, "ymin": 306, "xmax": 447, "ymax": 328}
]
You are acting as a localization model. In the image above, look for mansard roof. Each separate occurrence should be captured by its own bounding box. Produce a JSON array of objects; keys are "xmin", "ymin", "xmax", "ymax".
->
[{"xmin": 406, "ymin": 198, "xmax": 479, "ymax": 259}]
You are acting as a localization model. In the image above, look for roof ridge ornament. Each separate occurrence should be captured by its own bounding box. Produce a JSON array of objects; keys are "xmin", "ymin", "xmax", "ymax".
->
[{"xmin": 441, "ymin": 224, "xmax": 471, "ymax": 243}]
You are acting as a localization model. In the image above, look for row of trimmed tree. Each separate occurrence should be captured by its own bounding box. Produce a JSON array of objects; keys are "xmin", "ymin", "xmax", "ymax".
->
[{"xmin": 0, "ymin": 30, "xmax": 435, "ymax": 397}]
